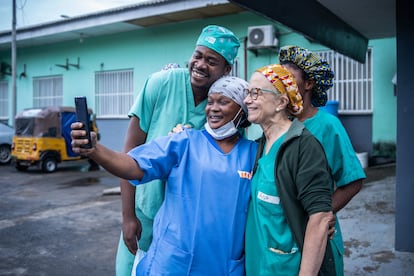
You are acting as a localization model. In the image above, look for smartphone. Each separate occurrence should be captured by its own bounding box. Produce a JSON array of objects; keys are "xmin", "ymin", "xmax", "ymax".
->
[{"xmin": 74, "ymin": 96, "xmax": 92, "ymax": 148}]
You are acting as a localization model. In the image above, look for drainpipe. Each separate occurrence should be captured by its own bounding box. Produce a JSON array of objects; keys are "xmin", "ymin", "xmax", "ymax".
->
[{"xmin": 244, "ymin": 36, "xmax": 248, "ymax": 81}]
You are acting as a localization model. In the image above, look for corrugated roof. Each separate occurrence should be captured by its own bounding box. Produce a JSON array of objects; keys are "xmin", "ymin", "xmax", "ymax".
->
[{"xmin": 0, "ymin": 0, "xmax": 244, "ymax": 50}]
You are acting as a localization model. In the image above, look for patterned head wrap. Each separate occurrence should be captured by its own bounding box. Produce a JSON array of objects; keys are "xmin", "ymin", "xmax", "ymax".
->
[
  {"xmin": 208, "ymin": 76, "xmax": 249, "ymax": 115},
  {"xmin": 278, "ymin": 45, "xmax": 334, "ymax": 107},
  {"xmin": 256, "ymin": 64, "xmax": 303, "ymax": 116},
  {"xmin": 196, "ymin": 25, "xmax": 240, "ymax": 65}
]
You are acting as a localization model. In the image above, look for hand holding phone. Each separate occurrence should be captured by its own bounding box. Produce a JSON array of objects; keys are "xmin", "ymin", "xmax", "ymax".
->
[{"xmin": 74, "ymin": 96, "xmax": 92, "ymax": 148}]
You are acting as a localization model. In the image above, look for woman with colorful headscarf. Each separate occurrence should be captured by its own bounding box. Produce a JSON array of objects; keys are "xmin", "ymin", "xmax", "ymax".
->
[
  {"xmin": 244, "ymin": 64, "xmax": 336, "ymax": 275},
  {"xmin": 71, "ymin": 76, "xmax": 257, "ymax": 275},
  {"xmin": 279, "ymin": 45, "xmax": 366, "ymax": 276}
]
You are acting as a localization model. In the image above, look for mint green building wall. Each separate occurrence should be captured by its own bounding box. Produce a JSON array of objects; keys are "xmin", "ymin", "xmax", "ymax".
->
[
  {"xmin": 0, "ymin": 13, "xmax": 279, "ymax": 116},
  {"xmin": 0, "ymin": 12, "xmax": 397, "ymax": 151},
  {"xmin": 370, "ymin": 38, "xmax": 397, "ymax": 144}
]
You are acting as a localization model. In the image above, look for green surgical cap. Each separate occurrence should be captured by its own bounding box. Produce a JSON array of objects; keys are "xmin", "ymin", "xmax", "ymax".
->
[{"xmin": 196, "ymin": 25, "xmax": 240, "ymax": 65}]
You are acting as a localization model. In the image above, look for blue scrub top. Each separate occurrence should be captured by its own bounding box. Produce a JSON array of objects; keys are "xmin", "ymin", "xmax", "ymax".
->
[
  {"xmin": 128, "ymin": 129, "xmax": 258, "ymax": 275},
  {"xmin": 128, "ymin": 68, "xmax": 208, "ymax": 220}
]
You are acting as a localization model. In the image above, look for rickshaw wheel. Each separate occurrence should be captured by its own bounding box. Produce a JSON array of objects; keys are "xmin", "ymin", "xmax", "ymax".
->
[{"xmin": 42, "ymin": 157, "xmax": 58, "ymax": 173}]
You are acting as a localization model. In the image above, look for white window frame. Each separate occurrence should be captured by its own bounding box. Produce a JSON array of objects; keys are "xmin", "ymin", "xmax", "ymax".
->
[
  {"xmin": 95, "ymin": 69, "xmax": 134, "ymax": 118},
  {"xmin": 0, "ymin": 80, "xmax": 8, "ymax": 119},
  {"xmin": 33, "ymin": 75, "xmax": 63, "ymax": 107},
  {"xmin": 316, "ymin": 49, "xmax": 373, "ymax": 114}
]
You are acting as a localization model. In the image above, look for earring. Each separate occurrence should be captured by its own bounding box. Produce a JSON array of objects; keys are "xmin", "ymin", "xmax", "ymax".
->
[{"xmin": 276, "ymin": 107, "xmax": 280, "ymax": 112}]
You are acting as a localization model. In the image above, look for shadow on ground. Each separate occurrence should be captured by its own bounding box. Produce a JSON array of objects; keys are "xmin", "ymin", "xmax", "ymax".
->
[{"xmin": 364, "ymin": 163, "xmax": 395, "ymax": 183}]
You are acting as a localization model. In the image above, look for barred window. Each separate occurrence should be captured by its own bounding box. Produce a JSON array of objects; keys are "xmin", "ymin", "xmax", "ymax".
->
[
  {"xmin": 33, "ymin": 75, "xmax": 63, "ymax": 107},
  {"xmin": 0, "ymin": 80, "xmax": 8, "ymax": 119},
  {"xmin": 316, "ymin": 49, "xmax": 373, "ymax": 114},
  {"xmin": 95, "ymin": 69, "xmax": 134, "ymax": 118}
]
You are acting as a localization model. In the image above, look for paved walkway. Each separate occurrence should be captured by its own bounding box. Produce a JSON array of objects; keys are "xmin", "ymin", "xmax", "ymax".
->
[{"xmin": 339, "ymin": 163, "xmax": 414, "ymax": 275}]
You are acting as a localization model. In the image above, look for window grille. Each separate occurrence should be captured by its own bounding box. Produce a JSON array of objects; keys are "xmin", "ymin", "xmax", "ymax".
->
[
  {"xmin": 95, "ymin": 69, "xmax": 134, "ymax": 118},
  {"xmin": 0, "ymin": 81, "xmax": 8, "ymax": 119},
  {"xmin": 33, "ymin": 75, "xmax": 63, "ymax": 107},
  {"xmin": 316, "ymin": 49, "xmax": 373, "ymax": 114}
]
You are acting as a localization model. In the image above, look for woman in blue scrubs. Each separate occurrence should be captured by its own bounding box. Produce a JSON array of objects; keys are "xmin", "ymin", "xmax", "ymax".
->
[{"xmin": 71, "ymin": 75, "xmax": 258, "ymax": 276}]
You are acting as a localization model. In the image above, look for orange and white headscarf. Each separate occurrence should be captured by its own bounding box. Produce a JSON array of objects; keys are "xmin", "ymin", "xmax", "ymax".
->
[{"xmin": 256, "ymin": 64, "xmax": 303, "ymax": 116}]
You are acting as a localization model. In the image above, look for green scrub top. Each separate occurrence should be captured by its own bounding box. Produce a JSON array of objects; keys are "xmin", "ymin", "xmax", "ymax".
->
[
  {"xmin": 128, "ymin": 68, "xmax": 207, "ymax": 219},
  {"xmin": 304, "ymin": 109, "xmax": 366, "ymax": 188},
  {"xmin": 245, "ymin": 134, "xmax": 301, "ymax": 276}
]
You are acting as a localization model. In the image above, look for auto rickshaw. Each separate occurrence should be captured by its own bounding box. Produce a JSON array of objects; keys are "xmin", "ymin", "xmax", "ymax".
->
[{"xmin": 11, "ymin": 106, "xmax": 100, "ymax": 173}]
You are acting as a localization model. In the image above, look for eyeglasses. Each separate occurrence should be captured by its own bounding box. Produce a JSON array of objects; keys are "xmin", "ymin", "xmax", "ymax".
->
[{"xmin": 244, "ymin": 88, "xmax": 280, "ymax": 100}]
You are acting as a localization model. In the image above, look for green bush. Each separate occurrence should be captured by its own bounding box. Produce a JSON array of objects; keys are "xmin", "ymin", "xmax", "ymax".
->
[{"xmin": 372, "ymin": 141, "xmax": 396, "ymax": 159}]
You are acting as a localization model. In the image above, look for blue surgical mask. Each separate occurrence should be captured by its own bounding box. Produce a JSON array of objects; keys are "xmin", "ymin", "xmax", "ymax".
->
[{"xmin": 205, "ymin": 108, "xmax": 243, "ymax": 140}]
